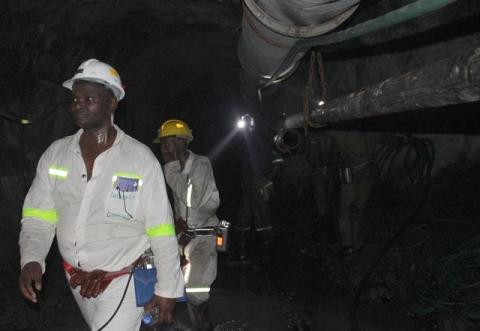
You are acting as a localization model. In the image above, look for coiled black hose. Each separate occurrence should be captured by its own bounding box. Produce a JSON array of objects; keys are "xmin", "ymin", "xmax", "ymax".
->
[{"xmin": 351, "ymin": 135, "xmax": 435, "ymax": 331}]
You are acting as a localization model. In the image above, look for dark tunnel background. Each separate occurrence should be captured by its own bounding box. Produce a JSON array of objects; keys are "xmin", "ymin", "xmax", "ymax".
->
[{"xmin": 2, "ymin": 0, "xmax": 480, "ymax": 330}]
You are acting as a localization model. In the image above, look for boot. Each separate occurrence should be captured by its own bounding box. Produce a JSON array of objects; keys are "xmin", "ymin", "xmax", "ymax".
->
[
  {"xmin": 253, "ymin": 229, "xmax": 274, "ymax": 264},
  {"xmin": 151, "ymin": 323, "xmax": 176, "ymax": 331},
  {"xmin": 229, "ymin": 228, "xmax": 252, "ymax": 263},
  {"xmin": 187, "ymin": 302, "xmax": 213, "ymax": 331},
  {"xmin": 172, "ymin": 302, "xmax": 193, "ymax": 330}
]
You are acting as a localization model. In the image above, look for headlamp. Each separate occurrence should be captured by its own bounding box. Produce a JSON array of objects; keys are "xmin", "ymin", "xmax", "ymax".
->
[{"xmin": 236, "ymin": 114, "xmax": 255, "ymax": 131}]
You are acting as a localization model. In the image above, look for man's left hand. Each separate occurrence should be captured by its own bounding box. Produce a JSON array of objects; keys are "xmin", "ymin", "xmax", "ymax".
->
[{"xmin": 145, "ymin": 295, "xmax": 176, "ymax": 324}]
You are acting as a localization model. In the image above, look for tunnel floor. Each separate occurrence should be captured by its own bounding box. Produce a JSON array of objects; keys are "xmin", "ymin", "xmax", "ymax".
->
[
  {"xmin": 1, "ymin": 198, "xmax": 425, "ymax": 331},
  {"xmin": 0, "ymin": 243, "xmax": 422, "ymax": 331},
  {"xmin": 5, "ymin": 157, "xmax": 480, "ymax": 331}
]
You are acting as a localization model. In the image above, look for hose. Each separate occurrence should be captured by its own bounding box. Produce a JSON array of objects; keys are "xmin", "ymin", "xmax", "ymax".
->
[
  {"xmin": 96, "ymin": 257, "xmax": 141, "ymax": 331},
  {"xmin": 350, "ymin": 135, "xmax": 435, "ymax": 331},
  {"xmin": 412, "ymin": 229, "xmax": 480, "ymax": 319},
  {"xmin": 261, "ymin": 0, "xmax": 459, "ymax": 91},
  {"xmin": 375, "ymin": 135, "xmax": 435, "ymax": 190},
  {"xmin": 300, "ymin": 0, "xmax": 458, "ymax": 47}
]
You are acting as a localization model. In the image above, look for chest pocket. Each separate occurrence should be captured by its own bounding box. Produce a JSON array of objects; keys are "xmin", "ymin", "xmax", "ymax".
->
[{"xmin": 105, "ymin": 173, "xmax": 143, "ymax": 221}]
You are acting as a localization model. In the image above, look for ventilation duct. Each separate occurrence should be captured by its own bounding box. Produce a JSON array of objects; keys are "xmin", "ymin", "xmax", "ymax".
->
[{"xmin": 238, "ymin": 0, "xmax": 360, "ymax": 100}]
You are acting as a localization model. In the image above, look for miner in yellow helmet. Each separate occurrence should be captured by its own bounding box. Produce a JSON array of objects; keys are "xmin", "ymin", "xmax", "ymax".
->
[
  {"xmin": 154, "ymin": 119, "xmax": 220, "ymax": 330},
  {"xmin": 154, "ymin": 119, "xmax": 194, "ymax": 144}
]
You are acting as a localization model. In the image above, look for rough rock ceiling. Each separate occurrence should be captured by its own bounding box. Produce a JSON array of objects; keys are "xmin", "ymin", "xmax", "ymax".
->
[
  {"xmin": 1, "ymin": 0, "xmax": 480, "ymax": 141},
  {"xmin": 2, "ymin": 0, "xmax": 243, "ymax": 147},
  {"xmin": 1, "ymin": 0, "xmax": 241, "ymax": 95}
]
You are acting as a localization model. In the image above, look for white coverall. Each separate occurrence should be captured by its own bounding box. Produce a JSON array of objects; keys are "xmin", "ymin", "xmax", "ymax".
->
[
  {"xmin": 163, "ymin": 151, "xmax": 220, "ymax": 305},
  {"xmin": 328, "ymin": 130, "xmax": 377, "ymax": 251},
  {"xmin": 19, "ymin": 126, "xmax": 184, "ymax": 331}
]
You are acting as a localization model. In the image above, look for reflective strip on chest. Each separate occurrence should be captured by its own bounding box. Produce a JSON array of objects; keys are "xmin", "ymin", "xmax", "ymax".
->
[
  {"xmin": 186, "ymin": 177, "xmax": 193, "ymax": 208},
  {"xmin": 49, "ymin": 166, "xmax": 68, "ymax": 179}
]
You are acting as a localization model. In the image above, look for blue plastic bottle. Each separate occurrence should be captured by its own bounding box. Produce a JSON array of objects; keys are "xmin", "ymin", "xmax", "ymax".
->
[
  {"xmin": 142, "ymin": 307, "xmax": 176, "ymax": 330},
  {"xmin": 142, "ymin": 308, "xmax": 158, "ymax": 326}
]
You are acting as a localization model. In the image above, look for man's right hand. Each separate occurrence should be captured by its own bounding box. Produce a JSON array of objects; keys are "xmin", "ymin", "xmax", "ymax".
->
[
  {"xmin": 19, "ymin": 261, "xmax": 43, "ymax": 303},
  {"xmin": 145, "ymin": 295, "xmax": 176, "ymax": 324}
]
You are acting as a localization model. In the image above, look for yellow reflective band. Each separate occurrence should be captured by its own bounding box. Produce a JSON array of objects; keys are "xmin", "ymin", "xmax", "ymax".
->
[
  {"xmin": 113, "ymin": 172, "xmax": 142, "ymax": 179},
  {"xmin": 146, "ymin": 223, "xmax": 175, "ymax": 238},
  {"xmin": 22, "ymin": 208, "xmax": 58, "ymax": 224},
  {"xmin": 186, "ymin": 287, "xmax": 211, "ymax": 293},
  {"xmin": 49, "ymin": 166, "xmax": 68, "ymax": 179}
]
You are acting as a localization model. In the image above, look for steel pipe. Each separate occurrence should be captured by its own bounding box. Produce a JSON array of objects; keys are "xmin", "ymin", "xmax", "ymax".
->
[{"xmin": 283, "ymin": 47, "xmax": 480, "ymax": 129}]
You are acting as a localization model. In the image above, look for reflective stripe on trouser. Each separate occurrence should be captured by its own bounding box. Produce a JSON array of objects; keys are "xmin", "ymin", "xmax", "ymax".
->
[
  {"xmin": 66, "ymin": 271, "xmax": 143, "ymax": 331},
  {"xmin": 183, "ymin": 236, "xmax": 217, "ymax": 305},
  {"xmin": 256, "ymin": 225, "xmax": 273, "ymax": 232}
]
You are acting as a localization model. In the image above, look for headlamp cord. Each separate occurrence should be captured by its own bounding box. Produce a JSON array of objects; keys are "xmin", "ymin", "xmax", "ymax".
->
[{"xmin": 96, "ymin": 257, "xmax": 142, "ymax": 331}]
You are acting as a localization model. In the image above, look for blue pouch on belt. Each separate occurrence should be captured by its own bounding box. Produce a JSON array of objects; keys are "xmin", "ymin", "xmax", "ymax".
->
[
  {"xmin": 133, "ymin": 267, "xmax": 157, "ymax": 306},
  {"xmin": 133, "ymin": 265, "xmax": 188, "ymax": 306}
]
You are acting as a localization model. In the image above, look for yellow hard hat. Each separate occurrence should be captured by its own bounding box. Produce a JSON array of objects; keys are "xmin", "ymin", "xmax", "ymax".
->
[{"xmin": 153, "ymin": 119, "xmax": 193, "ymax": 143}]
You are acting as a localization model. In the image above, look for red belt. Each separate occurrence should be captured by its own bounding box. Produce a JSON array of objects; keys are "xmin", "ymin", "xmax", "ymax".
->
[
  {"xmin": 63, "ymin": 260, "xmax": 131, "ymax": 281},
  {"xmin": 63, "ymin": 260, "xmax": 132, "ymax": 298}
]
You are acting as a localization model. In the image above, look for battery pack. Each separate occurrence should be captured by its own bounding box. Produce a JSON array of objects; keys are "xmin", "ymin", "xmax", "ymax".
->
[
  {"xmin": 133, "ymin": 266, "xmax": 188, "ymax": 305},
  {"xmin": 133, "ymin": 267, "xmax": 157, "ymax": 306}
]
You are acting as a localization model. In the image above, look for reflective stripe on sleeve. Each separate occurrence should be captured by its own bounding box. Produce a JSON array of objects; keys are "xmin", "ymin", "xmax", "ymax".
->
[
  {"xmin": 146, "ymin": 223, "xmax": 176, "ymax": 238},
  {"xmin": 22, "ymin": 208, "xmax": 58, "ymax": 224},
  {"xmin": 48, "ymin": 166, "xmax": 68, "ymax": 179}
]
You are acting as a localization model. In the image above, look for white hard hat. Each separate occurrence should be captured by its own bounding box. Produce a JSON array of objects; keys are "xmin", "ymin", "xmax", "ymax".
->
[{"xmin": 63, "ymin": 59, "xmax": 125, "ymax": 100}]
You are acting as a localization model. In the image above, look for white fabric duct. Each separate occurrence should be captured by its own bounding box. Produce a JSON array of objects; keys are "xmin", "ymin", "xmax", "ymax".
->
[{"xmin": 238, "ymin": 0, "xmax": 360, "ymax": 99}]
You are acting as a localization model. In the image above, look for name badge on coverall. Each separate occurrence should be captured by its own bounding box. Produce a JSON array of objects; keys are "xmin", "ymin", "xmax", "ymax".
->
[{"xmin": 106, "ymin": 173, "xmax": 142, "ymax": 221}]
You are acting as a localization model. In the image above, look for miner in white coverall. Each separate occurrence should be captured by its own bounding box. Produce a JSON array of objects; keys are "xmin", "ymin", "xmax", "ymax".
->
[
  {"xmin": 154, "ymin": 119, "xmax": 220, "ymax": 331},
  {"xmin": 18, "ymin": 59, "xmax": 184, "ymax": 330}
]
